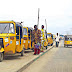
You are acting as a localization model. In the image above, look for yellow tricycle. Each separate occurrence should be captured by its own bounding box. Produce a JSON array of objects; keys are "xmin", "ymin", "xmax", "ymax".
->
[
  {"xmin": 0, "ymin": 21, "xmax": 24, "ymax": 62},
  {"xmin": 64, "ymin": 35, "xmax": 72, "ymax": 47},
  {"xmin": 44, "ymin": 30, "xmax": 48, "ymax": 49},
  {"xmin": 47, "ymin": 33, "xmax": 53, "ymax": 46},
  {"xmin": 23, "ymin": 27, "xmax": 34, "ymax": 51}
]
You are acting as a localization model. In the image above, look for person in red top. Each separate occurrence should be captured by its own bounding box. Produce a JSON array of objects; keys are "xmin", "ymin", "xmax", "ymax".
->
[{"xmin": 32, "ymin": 25, "xmax": 41, "ymax": 55}]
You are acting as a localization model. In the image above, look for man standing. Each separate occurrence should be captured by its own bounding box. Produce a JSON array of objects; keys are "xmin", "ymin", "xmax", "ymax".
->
[
  {"xmin": 55, "ymin": 33, "xmax": 60, "ymax": 47},
  {"xmin": 32, "ymin": 25, "xmax": 41, "ymax": 55},
  {"xmin": 41, "ymin": 25, "xmax": 45, "ymax": 52}
]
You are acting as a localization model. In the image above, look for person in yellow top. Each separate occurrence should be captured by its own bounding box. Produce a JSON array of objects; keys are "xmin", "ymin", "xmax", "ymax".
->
[{"xmin": 41, "ymin": 25, "xmax": 45, "ymax": 52}]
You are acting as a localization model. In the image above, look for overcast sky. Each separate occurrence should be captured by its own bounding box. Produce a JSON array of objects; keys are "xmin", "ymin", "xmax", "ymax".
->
[{"xmin": 0, "ymin": 0, "xmax": 72, "ymax": 35}]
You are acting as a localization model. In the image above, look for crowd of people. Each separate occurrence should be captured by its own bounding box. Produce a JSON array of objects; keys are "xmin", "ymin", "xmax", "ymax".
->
[
  {"xmin": 32, "ymin": 25, "xmax": 60, "ymax": 55},
  {"xmin": 32, "ymin": 25, "xmax": 46, "ymax": 55}
]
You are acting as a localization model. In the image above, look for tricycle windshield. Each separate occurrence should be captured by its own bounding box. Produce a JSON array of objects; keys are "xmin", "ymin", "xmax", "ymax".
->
[
  {"xmin": 23, "ymin": 28, "xmax": 27, "ymax": 35},
  {"xmin": 0, "ymin": 23, "xmax": 14, "ymax": 33},
  {"xmin": 47, "ymin": 34, "xmax": 51, "ymax": 37},
  {"xmin": 65, "ymin": 37, "xmax": 72, "ymax": 41}
]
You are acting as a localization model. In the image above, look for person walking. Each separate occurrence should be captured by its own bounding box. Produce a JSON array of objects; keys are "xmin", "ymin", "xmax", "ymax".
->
[
  {"xmin": 41, "ymin": 25, "xmax": 45, "ymax": 52},
  {"xmin": 32, "ymin": 25, "xmax": 41, "ymax": 55},
  {"xmin": 55, "ymin": 33, "xmax": 60, "ymax": 47}
]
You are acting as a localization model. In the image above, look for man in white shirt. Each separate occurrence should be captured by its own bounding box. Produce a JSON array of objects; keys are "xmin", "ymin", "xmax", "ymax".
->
[{"xmin": 55, "ymin": 33, "xmax": 60, "ymax": 47}]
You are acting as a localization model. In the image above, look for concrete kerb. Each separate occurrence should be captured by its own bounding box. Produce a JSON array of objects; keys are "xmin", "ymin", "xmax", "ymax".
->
[{"xmin": 17, "ymin": 46, "xmax": 54, "ymax": 72}]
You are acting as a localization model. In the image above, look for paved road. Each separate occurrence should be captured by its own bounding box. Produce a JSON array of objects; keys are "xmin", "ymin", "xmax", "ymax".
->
[
  {"xmin": 0, "ymin": 45, "xmax": 53, "ymax": 72},
  {"xmin": 23, "ymin": 40, "xmax": 72, "ymax": 72}
]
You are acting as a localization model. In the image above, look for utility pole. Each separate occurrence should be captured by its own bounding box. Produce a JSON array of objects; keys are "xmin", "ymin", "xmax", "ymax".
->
[
  {"xmin": 37, "ymin": 8, "xmax": 40, "ymax": 29},
  {"xmin": 45, "ymin": 19, "xmax": 47, "ymax": 32}
]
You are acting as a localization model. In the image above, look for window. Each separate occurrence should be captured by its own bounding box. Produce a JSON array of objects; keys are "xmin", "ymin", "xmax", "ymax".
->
[
  {"xmin": 23, "ymin": 28, "xmax": 27, "ymax": 35},
  {"xmin": 47, "ymin": 34, "xmax": 51, "ymax": 37},
  {"xmin": 9, "ymin": 24, "xmax": 14, "ymax": 33},
  {"xmin": 28, "ymin": 29, "xmax": 30, "ymax": 40},
  {"xmin": 0, "ymin": 23, "xmax": 14, "ymax": 33}
]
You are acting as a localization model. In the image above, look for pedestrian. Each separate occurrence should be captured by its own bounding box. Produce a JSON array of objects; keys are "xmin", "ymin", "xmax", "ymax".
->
[
  {"xmin": 55, "ymin": 33, "xmax": 60, "ymax": 47},
  {"xmin": 41, "ymin": 25, "xmax": 45, "ymax": 52},
  {"xmin": 45, "ymin": 30, "xmax": 48, "ymax": 49},
  {"xmin": 32, "ymin": 25, "xmax": 41, "ymax": 55}
]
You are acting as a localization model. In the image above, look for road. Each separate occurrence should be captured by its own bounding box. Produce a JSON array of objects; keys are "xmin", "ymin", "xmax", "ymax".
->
[
  {"xmin": 23, "ymin": 40, "xmax": 72, "ymax": 72},
  {"xmin": 0, "ymin": 44, "xmax": 53, "ymax": 72}
]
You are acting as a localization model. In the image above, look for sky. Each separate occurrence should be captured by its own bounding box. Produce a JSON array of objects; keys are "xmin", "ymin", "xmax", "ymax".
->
[{"xmin": 0, "ymin": 0, "xmax": 72, "ymax": 35}]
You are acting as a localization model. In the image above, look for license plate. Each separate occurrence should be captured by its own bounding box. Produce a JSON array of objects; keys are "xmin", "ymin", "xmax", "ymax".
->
[{"xmin": 70, "ymin": 42, "xmax": 72, "ymax": 43}]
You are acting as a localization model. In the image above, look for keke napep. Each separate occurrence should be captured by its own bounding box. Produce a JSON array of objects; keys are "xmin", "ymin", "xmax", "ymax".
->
[
  {"xmin": 23, "ymin": 27, "xmax": 34, "ymax": 50},
  {"xmin": 47, "ymin": 33, "xmax": 53, "ymax": 46},
  {"xmin": 64, "ymin": 35, "xmax": 72, "ymax": 47},
  {"xmin": 0, "ymin": 21, "xmax": 24, "ymax": 62}
]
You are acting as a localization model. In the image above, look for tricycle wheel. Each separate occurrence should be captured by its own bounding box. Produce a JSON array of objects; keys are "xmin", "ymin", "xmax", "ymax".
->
[
  {"xmin": 0, "ymin": 53, "xmax": 3, "ymax": 62},
  {"xmin": 32, "ymin": 48, "xmax": 34, "ymax": 52},
  {"xmin": 64, "ymin": 45, "xmax": 65, "ymax": 47},
  {"xmin": 67, "ymin": 45, "xmax": 68, "ymax": 47},
  {"xmin": 51, "ymin": 43, "xmax": 53, "ymax": 46},
  {"xmin": 21, "ymin": 50, "xmax": 24, "ymax": 56},
  {"xmin": 46, "ymin": 46, "xmax": 48, "ymax": 49}
]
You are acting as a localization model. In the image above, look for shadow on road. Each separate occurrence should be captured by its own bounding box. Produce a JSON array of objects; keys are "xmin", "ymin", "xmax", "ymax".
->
[
  {"xmin": 4, "ymin": 55, "xmax": 21, "ymax": 60},
  {"xmin": 24, "ymin": 50, "xmax": 33, "ymax": 53},
  {"xmin": 58, "ymin": 46, "xmax": 72, "ymax": 48},
  {"xmin": 64, "ymin": 46, "xmax": 72, "ymax": 48},
  {"xmin": 4, "ymin": 50, "xmax": 33, "ymax": 60}
]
